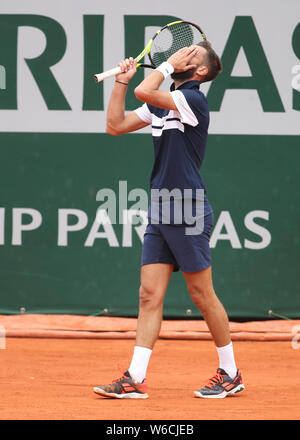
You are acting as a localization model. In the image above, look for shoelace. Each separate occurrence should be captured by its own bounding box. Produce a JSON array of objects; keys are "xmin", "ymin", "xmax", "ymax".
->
[
  {"xmin": 112, "ymin": 374, "xmax": 126, "ymax": 384},
  {"xmin": 205, "ymin": 372, "xmax": 224, "ymax": 389},
  {"xmin": 112, "ymin": 364, "xmax": 128, "ymax": 383}
]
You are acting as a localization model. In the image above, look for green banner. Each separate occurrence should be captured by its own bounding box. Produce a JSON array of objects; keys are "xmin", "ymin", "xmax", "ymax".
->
[{"xmin": 0, "ymin": 133, "xmax": 299, "ymax": 318}]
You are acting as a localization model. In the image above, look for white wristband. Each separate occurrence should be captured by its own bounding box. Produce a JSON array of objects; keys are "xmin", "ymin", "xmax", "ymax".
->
[{"xmin": 155, "ymin": 62, "xmax": 174, "ymax": 79}]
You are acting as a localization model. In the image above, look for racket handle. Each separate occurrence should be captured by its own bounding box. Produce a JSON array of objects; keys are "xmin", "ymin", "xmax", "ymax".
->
[{"xmin": 94, "ymin": 66, "xmax": 122, "ymax": 82}]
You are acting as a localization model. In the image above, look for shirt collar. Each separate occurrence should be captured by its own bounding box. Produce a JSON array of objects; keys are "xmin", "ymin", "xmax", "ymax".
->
[{"xmin": 170, "ymin": 80, "xmax": 201, "ymax": 92}]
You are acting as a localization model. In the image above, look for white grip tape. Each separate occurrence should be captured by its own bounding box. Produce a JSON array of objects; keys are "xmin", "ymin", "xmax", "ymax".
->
[
  {"xmin": 94, "ymin": 66, "xmax": 122, "ymax": 83},
  {"xmin": 155, "ymin": 62, "xmax": 174, "ymax": 79}
]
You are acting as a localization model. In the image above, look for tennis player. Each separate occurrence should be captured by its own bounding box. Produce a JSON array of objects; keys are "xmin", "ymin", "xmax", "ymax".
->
[{"xmin": 94, "ymin": 43, "xmax": 245, "ymax": 399}]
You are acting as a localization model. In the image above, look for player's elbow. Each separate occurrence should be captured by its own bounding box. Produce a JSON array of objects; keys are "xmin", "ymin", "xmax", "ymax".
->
[
  {"xmin": 106, "ymin": 123, "xmax": 122, "ymax": 136},
  {"xmin": 134, "ymin": 86, "xmax": 151, "ymax": 103}
]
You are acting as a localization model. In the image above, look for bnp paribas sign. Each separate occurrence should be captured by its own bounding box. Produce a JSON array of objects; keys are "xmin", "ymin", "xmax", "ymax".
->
[{"xmin": 0, "ymin": 0, "xmax": 299, "ymax": 134}]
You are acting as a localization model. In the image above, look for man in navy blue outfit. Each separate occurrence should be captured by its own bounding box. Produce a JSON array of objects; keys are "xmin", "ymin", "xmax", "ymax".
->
[{"xmin": 94, "ymin": 43, "xmax": 245, "ymax": 399}]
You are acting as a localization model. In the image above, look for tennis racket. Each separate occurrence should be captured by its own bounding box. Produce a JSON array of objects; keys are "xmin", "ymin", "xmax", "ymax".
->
[{"xmin": 94, "ymin": 20, "xmax": 206, "ymax": 83}]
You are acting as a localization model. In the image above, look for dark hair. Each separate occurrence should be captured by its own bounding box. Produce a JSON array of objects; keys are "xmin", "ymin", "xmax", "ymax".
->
[{"xmin": 197, "ymin": 41, "xmax": 222, "ymax": 83}]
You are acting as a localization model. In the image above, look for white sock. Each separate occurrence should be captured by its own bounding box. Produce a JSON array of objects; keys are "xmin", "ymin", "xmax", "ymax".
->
[
  {"xmin": 128, "ymin": 346, "xmax": 152, "ymax": 383},
  {"xmin": 216, "ymin": 341, "xmax": 237, "ymax": 379}
]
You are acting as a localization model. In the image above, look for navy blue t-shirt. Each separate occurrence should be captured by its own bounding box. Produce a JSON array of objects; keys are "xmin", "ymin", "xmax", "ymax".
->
[{"xmin": 135, "ymin": 80, "xmax": 213, "ymax": 224}]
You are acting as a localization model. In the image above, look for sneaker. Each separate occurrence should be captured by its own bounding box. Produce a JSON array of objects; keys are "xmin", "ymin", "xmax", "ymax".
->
[
  {"xmin": 93, "ymin": 370, "xmax": 148, "ymax": 399},
  {"xmin": 194, "ymin": 368, "xmax": 245, "ymax": 399}
]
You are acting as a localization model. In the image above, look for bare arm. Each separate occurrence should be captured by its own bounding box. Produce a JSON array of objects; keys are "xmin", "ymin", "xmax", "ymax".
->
[
  {"xmin": 134, "ymin": 46, "xmax": 199, "ymax": 110},
  {"xmin": 106, "ymin": 58, "xmax": 149, "ymax": 135}
]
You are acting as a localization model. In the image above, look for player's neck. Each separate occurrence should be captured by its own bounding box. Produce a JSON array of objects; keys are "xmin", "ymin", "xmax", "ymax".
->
[
  {"xmin": 174, "ymin": 80, "xmax": 186, "ymax": 89},
  {"xmin": 173, "ymin": 76, "xmax": 199, "ymax": 90}
]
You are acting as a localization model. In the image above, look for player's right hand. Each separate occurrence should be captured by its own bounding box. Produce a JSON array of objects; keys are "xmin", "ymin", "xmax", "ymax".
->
[{"xmin": 116, "ymin": 57, "xmax": 137, "ymax": 83}]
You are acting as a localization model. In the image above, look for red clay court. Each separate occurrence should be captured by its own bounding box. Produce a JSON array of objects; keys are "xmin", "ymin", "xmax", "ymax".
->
[{"xmin": 1, "ymin": 315, "xmax": 299, "ymax": 420}]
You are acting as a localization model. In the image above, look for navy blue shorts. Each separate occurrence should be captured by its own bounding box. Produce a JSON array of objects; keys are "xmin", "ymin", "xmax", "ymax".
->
[{"xmin": 141, "ymin": 212, "xmax": 214, "ymax": 273}]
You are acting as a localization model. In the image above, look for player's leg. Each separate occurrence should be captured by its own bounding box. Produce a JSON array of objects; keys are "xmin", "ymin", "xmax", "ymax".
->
[
  {"xmin": 127, "ymin": 263, "xmax": 174, "ymax": 381},
  {"xmin": 183, "ymin": 267, "xmax": 230, "ymax": 348},
  {"xmin": 183, "ymin": 267, "xmax": 244, "ymax": 398},
  {"xmin": 125, "ymin": 224, "xmax": 177, "ymax": 385},
  {"xmin": 93, "ymin": 260, "xmax": 173, "ymax": 399},
  {"xmin": 159, "ymin": 214, "xmax": 244, "ymax": 399},
  {"xmin": 135, "ymin": 263, "xmax": 174, "ymax": 349}
]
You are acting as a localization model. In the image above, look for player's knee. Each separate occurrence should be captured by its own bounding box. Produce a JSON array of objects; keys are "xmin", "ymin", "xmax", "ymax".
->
[
  {"xmin": 139, "ymin": 284, "xmax": 163, "ymax": 309},
  {"xmin": 187, "ymin": 284, "xmax": 214, "ymax": 311}
]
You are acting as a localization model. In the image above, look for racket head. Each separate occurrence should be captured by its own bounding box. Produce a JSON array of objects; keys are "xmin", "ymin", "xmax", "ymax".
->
[
  {"xmin": 148, "ymin": 21, "xmax": 206, "ymax": 68},
  {"xmin": 93, "ymin": 20, "xmax": 206, "ymax": 81}
]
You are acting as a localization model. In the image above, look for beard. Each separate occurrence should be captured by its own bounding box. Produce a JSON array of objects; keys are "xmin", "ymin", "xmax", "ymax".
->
[{"xmin": 170, "ymin": 67, "xmax": 196, "ymax": 81}]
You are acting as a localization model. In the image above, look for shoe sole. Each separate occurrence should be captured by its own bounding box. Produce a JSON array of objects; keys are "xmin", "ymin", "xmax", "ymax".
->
[
  {"xmin": 93, "ymin": 387, "xmax": 149, "ymax": 399},
  {"xmin": 194, "ymin": 384, "xmax": 245, "ymax": 399}
]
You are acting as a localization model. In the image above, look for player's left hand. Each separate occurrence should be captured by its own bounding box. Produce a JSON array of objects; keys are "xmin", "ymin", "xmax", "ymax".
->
[{"xmin": 167, "ymin": 46, "xmax": 199, "ymax": 72}]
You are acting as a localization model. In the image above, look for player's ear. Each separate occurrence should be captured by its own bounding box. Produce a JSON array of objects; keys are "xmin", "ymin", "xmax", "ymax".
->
[{"xmin": 195, "ymin": 65, "xmax": 208, "ymax": 79}]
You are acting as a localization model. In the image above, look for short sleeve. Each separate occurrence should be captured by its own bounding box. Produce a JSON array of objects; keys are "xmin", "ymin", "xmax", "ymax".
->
[
  {"xmin": 170, "ymin": 90, "xmax": 199, "ymax": 127},
  {"xmin": 134, "ymin": 103, "xmax": 152, "ymax": 124}
]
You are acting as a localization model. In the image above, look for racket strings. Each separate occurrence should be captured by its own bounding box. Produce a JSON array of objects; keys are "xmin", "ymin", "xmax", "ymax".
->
[{"xmin": 150, "ymin": 23, "xmax": 205, "ymax": 66}]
